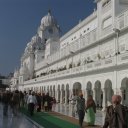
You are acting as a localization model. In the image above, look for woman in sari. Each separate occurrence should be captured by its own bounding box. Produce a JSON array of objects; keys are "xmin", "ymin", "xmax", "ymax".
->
[{"xmin": 86, "ymin": 95, "xmax": 96, "ymax": 126}]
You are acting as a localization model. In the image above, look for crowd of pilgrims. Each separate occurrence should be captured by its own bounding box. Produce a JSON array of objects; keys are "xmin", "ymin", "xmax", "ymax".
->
[
  {"xmin": 0, "ymin": 90, "xmax": 56, "ymax": 116},
  {"xmin": 1, "ymin": 90, "xmax": 128, "ymax": 128}
]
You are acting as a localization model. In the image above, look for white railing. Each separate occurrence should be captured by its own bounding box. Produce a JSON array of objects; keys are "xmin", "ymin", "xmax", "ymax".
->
[
  {"xmin": 102, "ymin": 2, "xmax": 111, "ymax": 14},
  {"xmin": 117, "ymin": 52, "xmax": 128, "ymax": 65},
  {"xmin": 102, "ymin": 25, "xmax": 112, "ymax": 36},
  {"xmin": 24, "ymin": 56, "xmax": 117, "ymax": 85},
  {"xmin": 116, "ymin": 9, "xmax": 128, "ymax": 30},
  {"xmin": 35, "ymin": 29, "xmax": 97, "ymax": 71}
]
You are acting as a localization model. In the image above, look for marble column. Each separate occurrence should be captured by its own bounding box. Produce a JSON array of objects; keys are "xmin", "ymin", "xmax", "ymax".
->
[
  {"xmin": 85, "ymin": 89, "xmax": 88, "ymax": 101},
  {"xmin": 53, "ymin": 90, "xmax": 55, "ymax": 97},
  {"xmin": 60, "ymin": 90, "xmax": 64, "ymax": 104},
  {"xmin": 65, "ymin": 89, "xmax": 68, "ymax": 104},
  {"xmin": 93, "ymin": 89, "xmax": 96, "ymax": 104},
  {"xmin": 102, "ymin": 88, "xmax": 106, "ymax": 111},
  {"xmin": 119, "ymin": 89, "xmax": 123, "ymax": 104},
  {"xmin": 56, "ymin": 89, "xmax": 59, "ymax": 102}
]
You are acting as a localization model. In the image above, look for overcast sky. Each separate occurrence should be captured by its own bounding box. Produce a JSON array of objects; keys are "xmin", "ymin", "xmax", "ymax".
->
[{"xmin": 0, "ymin": 0, "xmax": 96, "ymax": 75}]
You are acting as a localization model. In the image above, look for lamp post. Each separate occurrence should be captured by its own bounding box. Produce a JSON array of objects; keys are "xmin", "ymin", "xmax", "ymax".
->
[{"xmin": 113, "ymin": 28, "xmax": 120, "ymax": 94}]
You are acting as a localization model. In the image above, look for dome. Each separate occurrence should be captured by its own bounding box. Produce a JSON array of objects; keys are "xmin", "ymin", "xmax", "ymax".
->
[
  {"xmin": 41, "ymin": 10, "xmax": 57, "ymax": 30},
  {"xmin": 31, "ymin": 35, "xmax": 41, "ymax": 44}
]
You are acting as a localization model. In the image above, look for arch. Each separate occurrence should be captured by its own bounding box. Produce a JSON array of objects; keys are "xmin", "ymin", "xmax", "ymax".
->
[
  {"xmin": 57, "ymin": 85, "xmax": 61, "ymax": 103},
  {"xmin": 104, "ymin": 79, "xmax": 113, "ymax": 105},
  {"xmin": 86, "ymin": 81, "xmax": 93, "ymax": 97},
  {"xmin": 73, "ymin": 82, "xmax": 82, "ymax": 96},
  {"xmin": 53, "ymin": 85, "xmax": 55, "ymax": 90},
  {"xmin": 121, "ymin": 77, "xmax": 128, "ymax": 105},
  {"xmin": 104, "ymin": 79, "xmax": 112, "ymax": 89},
  {"xmin": 58, "ymin": 85, "xmax": 60, "ymax": 90},
  {"xmin": 53, "ymin": 85, "xmax": 55, "ymax": 97},
  {"xmin": 66, "ymin": 84, "xmax": 69, "ymax": 90},
  {"xmin": 121, "ymin": 77, "xmax": 128, "ymax": 89},
  {"xmin": 86, "ymin": 81, "xmax": 92, "ymax": 90},
  {"xmin": 94, "ymin": 80, "xmax": 102, "ymax": 108},
  {"xmin": 95, "ymin": 80, "xmax": 101, "ymax": 89},
  {"xmin": 61, "ymin": 84, "xmax": 65, "ymax": 90}
]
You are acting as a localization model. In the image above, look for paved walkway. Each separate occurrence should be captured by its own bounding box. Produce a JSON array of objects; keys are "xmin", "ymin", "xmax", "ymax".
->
[
  {"xmin": 0, "ymin": 103, "xmax": 41, "ymax": 128},
  {"xmin": 53, "ymin": 103, "xmax": 105, "ymax": 126},
  {"xmin": 0, "ymin": 103, "xmax": 104, "ymax": 128},
  {"xmin": 21, "ymin": 107, "xmax": 101, "ymax": 128}
]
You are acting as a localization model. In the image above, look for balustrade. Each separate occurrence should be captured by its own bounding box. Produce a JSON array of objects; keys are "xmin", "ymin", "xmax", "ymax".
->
[{"xmin": 116, "ymin": 9, "xmax": 128, "ymax": 30}]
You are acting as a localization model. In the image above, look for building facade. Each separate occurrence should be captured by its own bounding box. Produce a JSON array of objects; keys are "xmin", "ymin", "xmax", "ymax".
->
[{"xmin": 11, "ymin": 0, "xmax": 128, "ymax": 109}]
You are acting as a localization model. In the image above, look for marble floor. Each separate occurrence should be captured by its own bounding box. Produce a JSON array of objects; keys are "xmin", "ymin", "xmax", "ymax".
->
[
  {"xmin": 53, "ymin": 103, "xmax": 105, "ymax": 126},
  {"xmin": 0, "ymin": 103, "xmax": 105, "ymax": 128},
  {"xmin": 0, "ymin": 104, "xmax": 41, "ymax": 128}
]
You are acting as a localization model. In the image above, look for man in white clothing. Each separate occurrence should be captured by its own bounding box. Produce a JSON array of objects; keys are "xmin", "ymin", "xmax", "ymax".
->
[{"xmin": 27, "ymin": 92, "xmax": 37, "ymax": 116}]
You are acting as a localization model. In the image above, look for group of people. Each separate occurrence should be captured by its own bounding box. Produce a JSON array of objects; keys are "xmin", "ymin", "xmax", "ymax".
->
[
  {"xmin": 1, "ymin": 89, "xmax": 128, "ymax": 128},
  {"xmin": 0, "ymin": 90, "xmax": 56, "ymax": 117},
  {"xmin": 26, "ymin": 91, "xmax": 56, "ymax": 116},
  {"xmin": 1, "ymin": 90, "xmax": 23, "ymax": 116},
  {"xmin": 73, "ymin": 92, "xmax": 128, "ymax": 128},
  {"xmin": 72, "ymin": 93, "xmax": 96, "ymax": 128}
]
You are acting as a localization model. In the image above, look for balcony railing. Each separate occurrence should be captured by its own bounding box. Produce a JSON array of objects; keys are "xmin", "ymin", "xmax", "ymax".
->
[
  {"xmin": 117, "ymin": 52, "xmax": 128, "ymax": 65},
  {"xmin": 116, "ymin": 9, "xmax": 128, "ymax": 30},
  {"xmin": 35, "ymin": 29, "xmax": 97, "ymax": 71},
  {"xmin": 24, "ymin": 56, "xmax": 117, "ymax": 85},
  {"xmin": 102, "ymin": 1, "xmax": 111, "ymax": 14}
]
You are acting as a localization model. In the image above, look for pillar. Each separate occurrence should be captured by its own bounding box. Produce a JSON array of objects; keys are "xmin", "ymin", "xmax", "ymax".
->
[
  {"xmin": 102, "ymin": 88, "xmax": 106, "ymax": 111},
  {"xmin": 60, "ymin": 90, "xmax": 64, "ymax": 104},
  {"xmin": 65, "ymin": 89, "xmax": 68, "ymax": 104},
  {"xmin": 56, "ymin": 89, "xmax": 59, "ymax": 102},
  {"xmin": 93, "ymin": 89, "xmax": 96, "ymax": 104},
  {"xmin": 85, "ymin": 89, "xmax": 88, "ymax": 101}
]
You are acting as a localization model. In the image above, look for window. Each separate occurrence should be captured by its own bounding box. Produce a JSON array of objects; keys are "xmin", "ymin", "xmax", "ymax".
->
[
  {"xmin": 103, "ymin": 17, "xmax": 112, "ymax": 29},
  {"xmin": 102, "ymin": 0, "xmax": 111, "ymax": 7}
]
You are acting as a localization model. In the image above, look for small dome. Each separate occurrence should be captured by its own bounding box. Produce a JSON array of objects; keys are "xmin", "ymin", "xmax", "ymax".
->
[
  {"xmin": 41, "ymin": 10, "xmax": 57, "ymax": 30},
  {"xmin": 31, "ymin": 35, "xmax": 41, "ymax": 44}
]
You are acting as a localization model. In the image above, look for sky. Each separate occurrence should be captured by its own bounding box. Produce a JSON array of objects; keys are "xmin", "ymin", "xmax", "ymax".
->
[{"xmin": 0, "ymin": 0, "xmax": 96, "ymax": 76}]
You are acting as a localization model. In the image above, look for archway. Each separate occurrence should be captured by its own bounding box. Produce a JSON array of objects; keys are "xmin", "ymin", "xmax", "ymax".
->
[
  {"xmin": 86, "ymin": 81, "xmax": 93, "ymax": 98},
  {"xmin": 53, "ymin": 85, "xmax": 55, "ymax": 97},
  {"xmin": 94, "ymin": 80, "xmax": 102, "ymax": 108},
  {"xmin": 60, "ymin": 84, "xmax": 65, "ymax": 103},
  {"xmin": 57, "ymin": 85, "xmax": 61, "ymax": 103},
  {"xmin": 73, "ymin": 82, "xmax": 82, "ymax": 96},
  {"xmin": 44, "ymin": 86, "xmax": 46, "ymax": 93},
  {"xmin": 47, "ymin": 86, "xmax": 49, "ymax": 93},
  {"xmin": 104, "ymin": 79, "xmax": 113, "ymax": 105},
  {"xmin": 65, "ymin": 84, "xmax": 69, "ymax": 104},
  {"xmin": 50, "ymin": 86, "xmax": 52, "ymax": 96},
  {"xmin": 121, "ymin": 77, "xmax": 128, "ymax": 105}
]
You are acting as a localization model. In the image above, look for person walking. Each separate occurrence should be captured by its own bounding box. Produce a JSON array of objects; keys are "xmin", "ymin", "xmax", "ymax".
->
[
  {"xmin": 1, "ymin": 91, "xmax": 10, "ymax": 116},
  {"xmin": 11, "ymin": 90, "xmax": 20, "ymax": 116},
  {"xmin": 103, "ymin": 95, "xmax": 128, "ymax": 128},
  {"xmin": 75, "ymin": 92, "xmax": 86, "ymax": 128},
  {"xmin": 27, "ymin": 91, "xmax": 37, "ymax": 116},
  {"xmin": 86, "ymin": 95, "xmax": 96, "ymax": 126},
  {"xmin": 36, "ymin": 93, "xmax": 42, "ymax": 112}
]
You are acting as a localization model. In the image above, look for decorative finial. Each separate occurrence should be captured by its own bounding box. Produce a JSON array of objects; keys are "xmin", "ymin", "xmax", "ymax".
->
[{"xmin": 48, "ymin": 9, "xmax": 51, "ymax": 15}]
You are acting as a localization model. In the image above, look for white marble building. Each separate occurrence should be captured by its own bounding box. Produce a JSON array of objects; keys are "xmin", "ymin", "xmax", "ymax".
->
[{"xmin": 11, "ymin": 0, "xmax": 128, "ymax": 109}]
